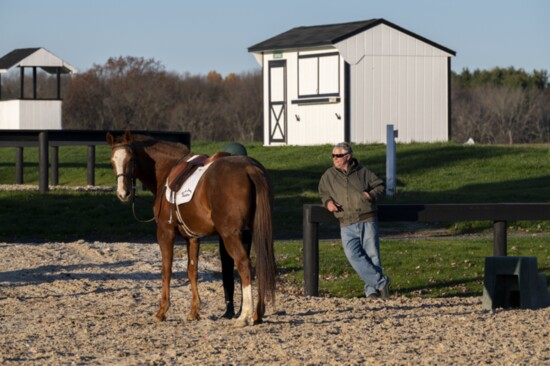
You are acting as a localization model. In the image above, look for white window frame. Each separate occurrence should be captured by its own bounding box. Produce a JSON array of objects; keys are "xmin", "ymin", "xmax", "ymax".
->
[{"xmin": 298, "ymin": 52, "xmax": 340, "ymax": 98}]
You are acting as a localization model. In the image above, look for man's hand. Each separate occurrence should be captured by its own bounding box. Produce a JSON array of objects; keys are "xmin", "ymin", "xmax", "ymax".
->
[
  {"xmin": 364, "ymin": 191, "xmax": 372, "ymax": 201},
  {"xmin": 326, "ymin": 200, "xmax": 342, "ymax": 212}
]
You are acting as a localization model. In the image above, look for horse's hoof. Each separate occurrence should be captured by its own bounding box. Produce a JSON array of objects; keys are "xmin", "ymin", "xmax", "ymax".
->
[
  {"xmin": 233, "ymin": 319, "xmax": 248, "ymax": 328},
  {"xmin": 221, "ymin": 305, "xmax": 235, "ymax": 319},
  {"xmin": 187, "ymin": 313, "xmax": 200, "ymax": 321},
  {"xmin": 253, "ymin": 310, "xmax": 264, "ymax": 325},
  {"xmin": 234, "ymin": 316, "xmax": 252, "ymax": 327},
  {"xmin": 155, "ymin": 313, "xmax": 166, "ymax": 322}
]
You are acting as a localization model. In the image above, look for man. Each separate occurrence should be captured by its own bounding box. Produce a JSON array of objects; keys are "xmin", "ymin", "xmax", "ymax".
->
[{"xmin": 318, "ymin": 142, "xmax": 390, "ymax": 299}]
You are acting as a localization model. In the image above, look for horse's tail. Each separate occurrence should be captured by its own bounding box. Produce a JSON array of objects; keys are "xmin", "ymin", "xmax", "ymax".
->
[{"xmin": 247, "ymin": 164, "xmax": 276, "ymax": 305}]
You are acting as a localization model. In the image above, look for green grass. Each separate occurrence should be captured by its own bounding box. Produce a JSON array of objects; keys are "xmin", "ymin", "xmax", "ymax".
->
[
  {"xmin": 275, "ymin": 236, "xmax": 550, "ymax": 298},
  {"xmin": 1, "ymin": 141, "xmax": 549, "ymax": 238},
  {"xmin": 1, "ymin": 141, "xmax": 549, "ymax": 297},
  {"xmin": 0, "ymin": 190, "xmax": 157, "ymax": 242}
]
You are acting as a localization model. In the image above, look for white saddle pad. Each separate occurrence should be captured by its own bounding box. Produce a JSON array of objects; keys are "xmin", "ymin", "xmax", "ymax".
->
[{"xmin": 165, "ymin": 157, "xmax": 213, "ymax": 205}]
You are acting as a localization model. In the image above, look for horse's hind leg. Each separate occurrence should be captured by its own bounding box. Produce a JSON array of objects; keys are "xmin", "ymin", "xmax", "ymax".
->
[
  {"xmin": 254, "ymin": 289, "xmax": 265, "ymax": 325},
  {"xmin": 186, "ymin": 237, "xmax": 201, "ymax": 321},
  {"xmin": 219, "ymin": 229, "xmax": 252, "ymax": 319},
  {"xmin": 220, "ymin": 233, "xmax": 254, "ymax": 327},
  {"xmin": 156, "ymin": 226, "xmax": 176, "ymax": 321},
  {"xmin": 236, "ymin": 267, "xmax": 254, "ymax": 328}
]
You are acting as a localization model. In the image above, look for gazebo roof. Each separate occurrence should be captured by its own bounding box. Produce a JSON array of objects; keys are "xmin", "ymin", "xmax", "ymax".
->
[{"xmin": 0, "ymin": 47, "xmax": 78, "ymax": 74}]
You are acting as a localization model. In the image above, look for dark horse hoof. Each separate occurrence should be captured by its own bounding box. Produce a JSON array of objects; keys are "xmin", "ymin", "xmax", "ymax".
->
[{"xmin": 221, "ymin": 302, "xmax": 235, "ymax": 319}]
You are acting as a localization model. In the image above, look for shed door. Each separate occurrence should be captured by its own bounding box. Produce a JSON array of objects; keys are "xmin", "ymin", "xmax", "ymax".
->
[{"xmin": 268, "ymin": 60, "xmax": 286, "ymax": 143}]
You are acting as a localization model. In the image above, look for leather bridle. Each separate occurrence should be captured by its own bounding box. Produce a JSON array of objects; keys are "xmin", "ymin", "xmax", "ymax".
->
[{"xmin": 111, "ymin": 143, "xmax": 155, "ymax": 223}]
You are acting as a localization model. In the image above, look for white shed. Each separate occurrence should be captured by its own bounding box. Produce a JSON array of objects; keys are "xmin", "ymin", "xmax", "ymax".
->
[
  {"xmin": 0, "ymin": 47, "xmax": 77, "ymax": 130},
  {"xmin": 248, "ymin": 19, "xmax": 456, "ymax": 146}
]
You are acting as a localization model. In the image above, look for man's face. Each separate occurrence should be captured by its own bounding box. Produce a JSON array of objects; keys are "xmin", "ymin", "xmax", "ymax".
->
[{"xmin": 331, "ymin": 148, "xmax": 351, "ymax": 170}]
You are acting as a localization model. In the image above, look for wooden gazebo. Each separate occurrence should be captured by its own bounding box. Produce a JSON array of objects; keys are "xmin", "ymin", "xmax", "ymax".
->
[{"xmin": 0, "ymin": 47, "xmax": 77, "ymax": 129}]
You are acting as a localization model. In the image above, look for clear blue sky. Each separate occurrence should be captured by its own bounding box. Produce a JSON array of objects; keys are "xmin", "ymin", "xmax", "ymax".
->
[{"xmin": 1, "ymin": 0, "xmax": 548, "ymax": 76}]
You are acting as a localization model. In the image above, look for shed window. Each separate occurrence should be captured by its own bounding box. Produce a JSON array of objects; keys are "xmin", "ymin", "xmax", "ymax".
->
[{"xmin": 298, "ymin": 52, "xmax": 340, "ymax": 98}]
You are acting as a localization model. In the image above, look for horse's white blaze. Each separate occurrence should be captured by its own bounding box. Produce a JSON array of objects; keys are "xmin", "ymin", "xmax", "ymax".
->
[
  {"xmin": 112, "ymin": 149, "xmax": 129, "ymax": 198},
  {"xmin": 238, "ymin": 284, "xmax": 253, "ymax": 323}
]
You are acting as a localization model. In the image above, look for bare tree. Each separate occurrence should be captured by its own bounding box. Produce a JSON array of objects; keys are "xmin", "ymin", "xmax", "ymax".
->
[
  {"xmin": 452, "ymin": 84, "xmax": 549, "ymax": 144},
  {"xmin": 451, "ymin": 68, "xmax": 549, "ymax": 144},
  {"xmin": 64, "ymin": 56, "xmax": 181, "ymax": 131},
  {"xmin": 222, "ymin": 71, "xmax": 263, "ymax": 141},
  {"xmin": 62, "ymin": 56, "xmax": 264, "ymax": 140},
  {"xmin": 63, "ymin": 70, "xmax": 108, "ymax": 129}
]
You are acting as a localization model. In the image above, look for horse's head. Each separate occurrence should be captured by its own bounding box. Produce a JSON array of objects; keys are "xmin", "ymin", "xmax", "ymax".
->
[{"xmin": 106, "ymin": 130, "xmax": 135, "ymax": 203}]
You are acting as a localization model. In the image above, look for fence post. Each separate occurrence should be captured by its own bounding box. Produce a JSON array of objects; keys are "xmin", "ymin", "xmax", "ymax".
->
[
  {"xmin": 386, "ymin": 124, "xmax": 398, "ymax": 196},
  {"xmin": 16, "ymin": 147, "xmax": 24, "ymax": 184},
  {"xmin": 51, "ymin": 146, "xmax": 59, "ymax": 186},
  {"xmin": 493, "ymin": 220, "xmax": 507, "ymax": 256},
  {"xmin": 38, "ymin": 131, "xmax": 49, "ymax": 193},
  {"xmin": 87, "ymin": 145, "xmax": 95, "ymax": 186},
  {"xmin": 303, "ymin": 205, "xmax": 319, "ymax": 296}
]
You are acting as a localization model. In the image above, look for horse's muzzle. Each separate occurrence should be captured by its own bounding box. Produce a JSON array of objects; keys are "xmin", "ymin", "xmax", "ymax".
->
[{"xmin": 117, "ymin": 190, "xmax": 133, "ymax": 203}]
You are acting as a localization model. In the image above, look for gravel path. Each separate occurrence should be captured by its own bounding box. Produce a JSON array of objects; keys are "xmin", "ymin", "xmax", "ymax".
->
[{"xmin": 1, "ymin": 240, "xmax": 549, "ymax": 365}]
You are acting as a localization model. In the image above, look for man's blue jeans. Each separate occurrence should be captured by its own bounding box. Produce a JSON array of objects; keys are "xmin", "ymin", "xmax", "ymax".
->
[{"xmin": 340, "ymin": 220, "xmax": 386, "ymax": 296}]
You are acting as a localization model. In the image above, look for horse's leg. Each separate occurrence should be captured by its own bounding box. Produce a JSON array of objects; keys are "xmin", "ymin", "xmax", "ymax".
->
[
  {"xmin": 241, "ymin": 229, "xmax": 265, "ymax": 324},
  {"xmin": 156, "ymin": 225, "xmax": 176, "ymax": 321},
  {"xmin": 219, "ymin": 229, "xmax": 252, "ymax": 319},
  {"xmin": 186, "ymin": 237, "xmax": 201, "ymax": 321},
  {"xmin": 220, "ymin": 233, "xmax": 254, "ymax": 327},
  {"xmin": 219, "ymin": 237, "xmax": 235, "ymax": 318}
]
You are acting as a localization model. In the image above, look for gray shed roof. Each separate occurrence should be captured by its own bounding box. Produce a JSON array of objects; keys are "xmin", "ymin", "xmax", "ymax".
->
[
  {"xmin": 248, "ymin": 18, "xmax": 456, "ymax": 56},
  {"xmin": 0, "ymin": 47, "xmax": 78, "ymax": 74}
]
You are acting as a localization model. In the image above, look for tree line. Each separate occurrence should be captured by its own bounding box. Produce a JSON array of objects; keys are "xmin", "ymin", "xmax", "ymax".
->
[
  {"xmin": 1, "ymin": 56, "xmax": 549, "ymax": 143},
  {"xmin": 0, "ymin": 56, "xmax": 262, "ymax": 141},
  {"xmin": 451, "ymin": 67, "xmax": 550, "ymax": 144},
  {"xmin": 62, "ymin": 57, "xmax": 263, "ymax": 141}
]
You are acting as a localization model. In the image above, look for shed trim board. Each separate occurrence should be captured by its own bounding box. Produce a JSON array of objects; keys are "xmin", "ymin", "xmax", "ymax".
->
[
  {"xmin": 249, "ymin": 19, "xmax": 455, "ymax": 146},
  {"xmin": 267, "ymin": 60, "xmax": 287, "ymax": 143}
]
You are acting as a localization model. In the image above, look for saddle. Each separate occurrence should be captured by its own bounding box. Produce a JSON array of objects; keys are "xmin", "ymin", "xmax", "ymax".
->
[{"xmin": 167, "ymin": 152, "xmax": 231, "ymax": 192}]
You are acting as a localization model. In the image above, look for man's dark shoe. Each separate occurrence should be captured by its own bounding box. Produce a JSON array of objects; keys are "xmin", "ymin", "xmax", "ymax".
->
[
  {"xmin": 366, "ymin": 292, "xmax": 380, "ymax": 299},
  {"xmin": 379, "ymin": 277, "xmax": 391, "ymax": 299}
]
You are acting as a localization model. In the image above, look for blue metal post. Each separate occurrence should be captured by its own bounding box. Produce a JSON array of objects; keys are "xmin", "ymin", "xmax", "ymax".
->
[{"xmin": 386, "ymin": 124, "xmax": 397, "ymax": 196}]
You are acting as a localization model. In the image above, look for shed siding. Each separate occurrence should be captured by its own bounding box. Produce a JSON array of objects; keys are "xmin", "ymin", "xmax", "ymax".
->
[
  {"xmin": 0, "ymin": 100, "xmax": 62, "ymax": 129},
  {"xmin": 336, "ymin": 24, "xmax": 451, "ymax": 143}
]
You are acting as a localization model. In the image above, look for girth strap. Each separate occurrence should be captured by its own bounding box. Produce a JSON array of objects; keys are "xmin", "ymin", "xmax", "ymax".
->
[{"xmin": 167, "ymin": 190, "xmax": 202, "ymax": 238}]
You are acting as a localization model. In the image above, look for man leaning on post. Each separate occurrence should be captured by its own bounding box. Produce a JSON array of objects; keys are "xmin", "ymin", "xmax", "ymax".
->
[{"xmin": 318, "ymin": 142, "xmax": 390, "ymax": 299}]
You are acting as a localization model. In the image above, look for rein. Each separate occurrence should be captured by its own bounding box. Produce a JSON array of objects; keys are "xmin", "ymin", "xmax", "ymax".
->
[{"xmin": 130, "ymin": 177, "xmax": 156, "ymax": 223}]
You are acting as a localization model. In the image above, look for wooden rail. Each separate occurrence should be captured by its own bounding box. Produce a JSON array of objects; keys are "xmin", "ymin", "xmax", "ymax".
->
[
  {"xmin": 303, "ymin": 203, "xmax": 550, "ymax": 296},
  {"xmin": 0, "ymin": 130, "xmax": 191, "ymax": 193}
]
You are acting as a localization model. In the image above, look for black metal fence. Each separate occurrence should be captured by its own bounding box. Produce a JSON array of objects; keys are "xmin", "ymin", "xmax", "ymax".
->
[
  {"xmin": 303, "ymin": 203, "xmax": 550, "ymax": 296},
  {"xmin": 0, "ymin": 130, "xmax": 191, "ymax": 192}
]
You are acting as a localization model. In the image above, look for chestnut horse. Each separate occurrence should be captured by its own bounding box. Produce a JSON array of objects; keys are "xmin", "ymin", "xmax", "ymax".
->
[{"xmin": 106, "ymin": 131, "xmax": 276, "ymax": 327}]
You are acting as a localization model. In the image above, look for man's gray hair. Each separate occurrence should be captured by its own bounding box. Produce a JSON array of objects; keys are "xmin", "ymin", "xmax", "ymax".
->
[{"xmin": 334, "ymin": 142, "xmax": 353, "ymax": 155}]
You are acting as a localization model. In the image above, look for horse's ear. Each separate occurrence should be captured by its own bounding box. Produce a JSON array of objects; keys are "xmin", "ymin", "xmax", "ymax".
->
[
  {"xmin": 106, "ymin": 132, "xmax": 114, "ymax": 146},
  {"xmin": 123, "ymin": 129, "xmax": 132, "ymax": 143}
]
